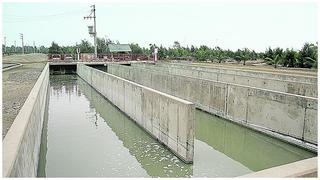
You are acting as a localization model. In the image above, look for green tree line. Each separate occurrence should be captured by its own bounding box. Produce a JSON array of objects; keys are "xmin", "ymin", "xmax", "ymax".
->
[{"xmin": 6, "ymin": 38, "xmax": 315, "ymax": 69}]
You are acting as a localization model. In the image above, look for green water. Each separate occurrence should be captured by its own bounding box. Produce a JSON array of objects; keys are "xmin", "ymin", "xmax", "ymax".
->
[{"xmin": 37, "ymin": 75, "xmax": 316, "ymax": 177}]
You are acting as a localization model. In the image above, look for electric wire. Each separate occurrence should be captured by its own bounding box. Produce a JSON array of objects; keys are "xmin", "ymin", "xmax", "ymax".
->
[{"xmin": 3, "ymin": 7, "xmax": 90, "ymax": 23}]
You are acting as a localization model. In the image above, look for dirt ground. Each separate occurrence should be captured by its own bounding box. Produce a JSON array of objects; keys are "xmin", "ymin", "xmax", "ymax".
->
[{"xmin": 2, "ymin": 53, "xmax": 47, "ymax": 139}]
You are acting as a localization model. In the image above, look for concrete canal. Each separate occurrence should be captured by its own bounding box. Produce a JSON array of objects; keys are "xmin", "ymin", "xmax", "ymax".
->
[{"xmin": 37, "ymin": 75, "xmax": 315, "ymax": 177}]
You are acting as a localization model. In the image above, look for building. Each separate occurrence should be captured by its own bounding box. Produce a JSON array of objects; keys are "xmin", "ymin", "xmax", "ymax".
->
[{"xmin": 107, "ymin": 44, "xmax": 132, "ymax": 61}]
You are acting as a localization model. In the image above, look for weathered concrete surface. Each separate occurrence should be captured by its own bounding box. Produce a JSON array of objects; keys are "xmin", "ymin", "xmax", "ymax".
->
[
  {"xmin": 190, "ymin": 62, "xmax": 318, "ymax": 77},
  {"xmin": 158, "ymin": 62, "xmax": 318, "ymax": 83},
  {"xmin": 77, "ymin": 63, "xmax": 195, "ymax": 163},
  {"xmin": 2, "ymin": 63, "xmax": 49, "ymax": 177},
  {"xmin": 131, "ymin": 62, "xmax": 317, "ymax": 97},
  {"xmin": 239, "ymin": 157, "xmax": 317, "ymax": 177},
  {"xmin": 108, "ymin": 64, "xmax": 317, "ymax": 148}
]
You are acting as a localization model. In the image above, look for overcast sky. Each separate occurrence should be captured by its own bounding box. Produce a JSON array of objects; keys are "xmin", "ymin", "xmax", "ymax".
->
[{"xmin": 2, "ymin": 1, "xmax": 318, "ymax": 52}]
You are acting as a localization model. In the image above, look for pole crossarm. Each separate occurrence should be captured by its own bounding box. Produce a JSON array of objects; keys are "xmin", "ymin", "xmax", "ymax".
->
[{"xmin": 83, "ymin": 4, "xmax": 97, "ymax": 59}]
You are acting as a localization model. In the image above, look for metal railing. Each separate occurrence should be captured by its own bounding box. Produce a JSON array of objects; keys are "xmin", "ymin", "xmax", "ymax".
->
[{"xmin": 48, "ymin": 53, "xmax": 153, "ymax": 62}]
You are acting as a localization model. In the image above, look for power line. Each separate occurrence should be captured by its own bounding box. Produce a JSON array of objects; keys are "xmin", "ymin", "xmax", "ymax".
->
[
  {"xmin": 4, "ymin": 8, "xmax": 89, "ymax": 23},
  {"xmin": 5, "ymin": 8, "xmax": 88, "ymax": 19}
]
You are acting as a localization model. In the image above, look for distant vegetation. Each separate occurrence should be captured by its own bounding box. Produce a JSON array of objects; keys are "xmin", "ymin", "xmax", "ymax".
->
[{"xmin": 2, "ymin": 38, "xmax": 318, "ymax": 69}]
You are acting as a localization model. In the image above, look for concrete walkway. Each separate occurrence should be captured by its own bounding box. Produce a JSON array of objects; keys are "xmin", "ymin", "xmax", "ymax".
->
[{"xmin": 2, "ymin": 54, "xmax": 47, "ymax": 138}]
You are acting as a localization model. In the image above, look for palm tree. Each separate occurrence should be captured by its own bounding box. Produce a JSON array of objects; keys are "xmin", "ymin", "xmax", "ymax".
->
[{"xmin": 265, "ymin": 54, "xmax": 280, "ymax": 68}]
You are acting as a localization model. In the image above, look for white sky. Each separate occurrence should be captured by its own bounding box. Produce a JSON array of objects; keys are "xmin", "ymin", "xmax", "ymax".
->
[{"xmin": 1, "ymin": 0, "xmax": 319, "ymax": 52}]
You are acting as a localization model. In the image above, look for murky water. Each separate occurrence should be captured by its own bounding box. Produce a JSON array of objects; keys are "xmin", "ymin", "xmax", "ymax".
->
[{"xmin": 37, "ymin": 75, "xmax": 316, "ymax": 177}]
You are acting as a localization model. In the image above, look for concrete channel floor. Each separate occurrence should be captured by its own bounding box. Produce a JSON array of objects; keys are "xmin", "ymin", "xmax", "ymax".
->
[{"xmin": 2, "ymin": 54, "xmax": 47, "ymax": 139}]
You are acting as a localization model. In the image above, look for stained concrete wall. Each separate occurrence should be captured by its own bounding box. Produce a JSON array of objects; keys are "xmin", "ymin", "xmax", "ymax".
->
[
  {"xmin": 131, "ymin": 62, "xmax": 317, "ymax": 97},
  {"xmin": 108, "ymin": 64, "xmax": 318, "ymax": 147},
  {"xmin": 77, "ymin": 63, "xmax": 195, "ymax": 163},
  {"xmin": 3, "ymin": 63, "xmax": 50, "ymax": 177}
]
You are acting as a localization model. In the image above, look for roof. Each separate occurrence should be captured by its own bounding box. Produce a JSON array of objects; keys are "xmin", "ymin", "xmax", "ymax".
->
[{"xmin": 108, "ymin": 44, "xmax": 132, "ymax": 52}]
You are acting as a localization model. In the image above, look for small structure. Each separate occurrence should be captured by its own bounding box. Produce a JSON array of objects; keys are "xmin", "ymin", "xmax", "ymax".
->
[{"xmin": 108, "ymin": 44, "xmax": 132, "ymax": 61}]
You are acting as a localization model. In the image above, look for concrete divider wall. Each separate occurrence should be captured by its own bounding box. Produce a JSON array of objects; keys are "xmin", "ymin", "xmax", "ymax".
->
[
  {"xmin": 77, "ymin": 63, "xmax": 195, "ymax": 163},
  {"xmin": 131, "ymin": 63, "xmax": 317, "ymax": 97},
  {"xmin": 3, "ymin": 63, "xmax": 50, "ymax": 177},
  {"xmin": 108, "ymin": 64, "xmax": 317, "ymax": 147}
]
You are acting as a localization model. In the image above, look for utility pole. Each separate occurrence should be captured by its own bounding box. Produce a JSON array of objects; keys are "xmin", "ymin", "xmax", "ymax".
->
[
  {"xmin": 33, "ymin": 41, "xmax": 36, "ymax": 53},
  {"xmin": 4, "ymin": 36, "xmax": 6, "ymax": 54},
  {"xmin": 84, "ymin": 4, "xmax": 97, "ymax": 59},
  {"xmin": 20, "ymin": 33, "xmax": 24, "ymax": 54}
]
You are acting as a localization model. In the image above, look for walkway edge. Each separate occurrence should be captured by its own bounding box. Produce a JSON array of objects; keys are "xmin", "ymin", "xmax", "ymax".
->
[
  {"xmin": 239, "ymin": 157, "xmax": 317, "ymax": 177},
  {"xmin": 2, "ymin": 63, "xmax": 49, "ymax": 177},
  {"xmin": 2, "ymin": 63, "xmax": 23, "ymax": 72}
]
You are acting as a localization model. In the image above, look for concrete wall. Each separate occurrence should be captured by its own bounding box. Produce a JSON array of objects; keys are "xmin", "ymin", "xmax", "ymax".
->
[
  {"xmin": 77, "ymin": 63, "xmax": 195, "ymax": 163},
  {"xmin": 108, "ymin": 64, "xmax": 318, "ymax": 148},
  {"xmin": 131, "ymin": 62, "xmax": 317, "ymax": 97},
  {"xmin": 239, "ymin": 157, "xmax": 317, "ymax": 177},
  {"xmin": 3, "ymin": 63, "xmax": 50, "ymax": 177}
]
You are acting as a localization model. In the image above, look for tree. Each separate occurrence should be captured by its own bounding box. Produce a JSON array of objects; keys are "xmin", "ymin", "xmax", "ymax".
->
[
  {"xmin": 61, "ymin": 46, "xmax": 76, "ymax": 54},
  {"xmin": 158, "ymin": 45, "xmax": 167, "ymax": 59},
  {"xmin": 263, "ymin": 47, "xmax": 283, "ymax": 67},
  {"xmin": 97, "ymin": 37, "xmax": 107, "ymax": 53},
  {"xmin": 242, "ymin": 48, "xmax": 251, "ymax": 65},
  {"xmin": 48, "ymin": 41, "xmax": 61, "ymax": 54},
  {"xmin": 283, "ymin": 49, "xmax": 297, "ymax": 67},
  {"xmin": 195, "ymin": 45, "xmax": 210, "ymax": 61},
  {"xmin": 79, "ymin": 40, "xmax": 94, "ymax": 53},
  {"xmin": 214, "ymin": 47, "xmax": 225, "ymax": 63},
  {"xmin": 39, "ymin": 46, "xmax": 49, "ymax": 54},
  {"xmin": 173, "ymin": 41, "xmax": 181, "ymax": 49},
  {"xmin": 265, "ymin": 54, "xmax": 281, "ymax": 68},
  {"xmin": 130, "ymin": 43, "xmax": 143, "ymax": 54},
  {"xmin": 297, "ymin": 43, "xmax": 318, "ymax": 68},
  {"xmin": 251, "ymin": 50, "xmax": 257, "ymax": 60}
]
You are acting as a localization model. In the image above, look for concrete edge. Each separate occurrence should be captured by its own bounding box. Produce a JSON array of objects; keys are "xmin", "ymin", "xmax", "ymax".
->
[
  {"xmin": 2, "ymin": 63, "xmax": 49, "ymax": 177},
  {"xmin": 239, "ymin": 157, "xmax": 318, "ymax": 178},
  {"xmin": 2, "ymin": 63, "xmax": 23, "ymax": 72}
]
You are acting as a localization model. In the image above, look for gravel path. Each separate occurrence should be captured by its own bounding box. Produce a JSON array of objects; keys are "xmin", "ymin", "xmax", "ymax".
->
[{"xmin": 2, "ymin": 54, "xmax": 47, "ymax": 139}]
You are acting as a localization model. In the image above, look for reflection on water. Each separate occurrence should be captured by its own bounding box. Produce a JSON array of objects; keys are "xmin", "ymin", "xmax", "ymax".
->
[
  {"xmin": 196, "ymin": 111, "xmax": 316, "ymax": 172},
  {"xmin": 38, "ymin": 75, "xmax": 316, "ymax": 177}
]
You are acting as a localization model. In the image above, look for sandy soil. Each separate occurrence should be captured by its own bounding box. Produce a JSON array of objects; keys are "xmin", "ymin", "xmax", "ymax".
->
[{"xmin": 2, "ymin": 53, "xmax": 47, "ymax": 139}]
